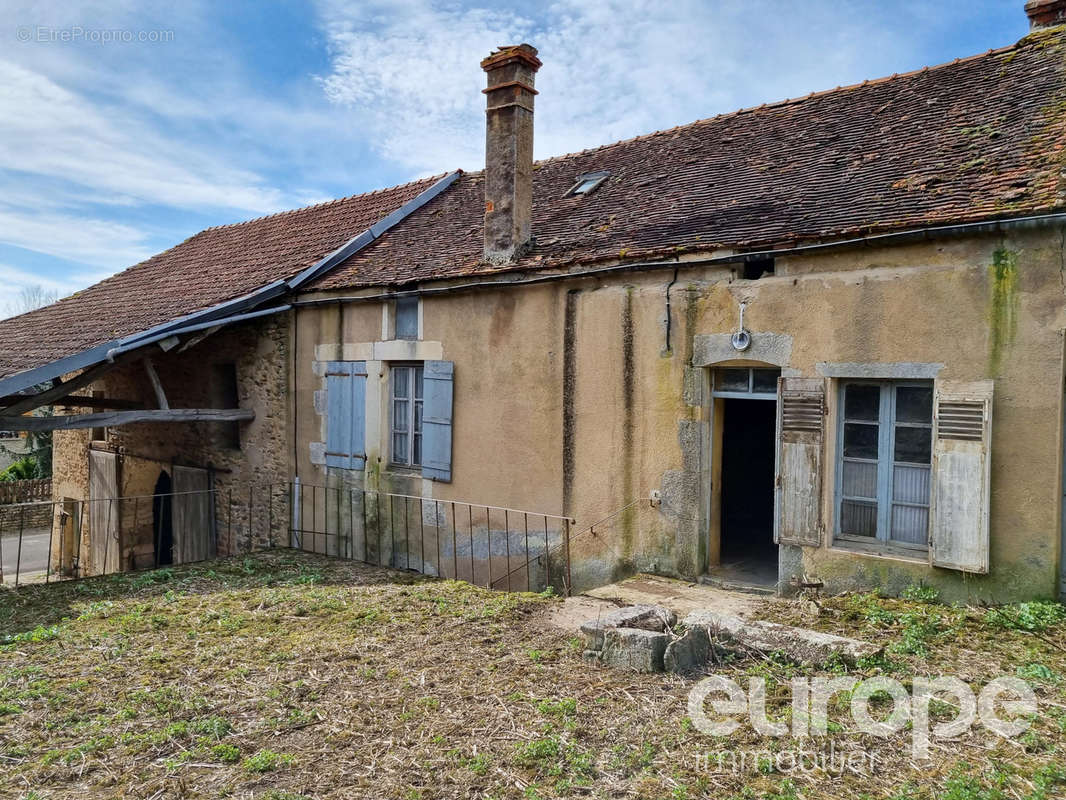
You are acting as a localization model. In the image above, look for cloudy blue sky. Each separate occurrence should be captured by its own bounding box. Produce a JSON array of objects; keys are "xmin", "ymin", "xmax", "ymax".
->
[{"xmin": 0, "ymin": 0, "xmax": 1028, "ymax": 315}]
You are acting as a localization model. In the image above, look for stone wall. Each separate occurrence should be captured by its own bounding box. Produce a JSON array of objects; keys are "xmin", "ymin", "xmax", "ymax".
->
[{"xmin": 49, "ymin": 314, "xmax": 291, "ymax": 573}]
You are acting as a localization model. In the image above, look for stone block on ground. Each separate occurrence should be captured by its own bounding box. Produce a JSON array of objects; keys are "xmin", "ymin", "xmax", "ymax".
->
[
  {"xmin": 684, "ymin": 609, "xmax": 881, "ymax": 667},
  {"xmin": 580, "ymin": 604, "xmax": 676, "ymax": 650},
  {"xmin": 663, "ymin": 625, "xmax": 713, "ymax": 674},
  {"xmin": 600, "ymin": 627, "xmax": 670, "ymax": 672}
]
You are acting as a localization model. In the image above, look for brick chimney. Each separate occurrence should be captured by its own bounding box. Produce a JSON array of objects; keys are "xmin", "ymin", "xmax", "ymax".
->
[
  {"xmin": 481, "ymin": 44, "xmax": 541, "ymax": 264},
  {"xmin": 1025, "ymin": 0, "xmax": 1066, "ymax": 28}
]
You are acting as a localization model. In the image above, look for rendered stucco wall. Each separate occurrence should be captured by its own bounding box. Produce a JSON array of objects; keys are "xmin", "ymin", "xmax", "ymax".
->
[{"xmin": 294, "ymin": 225, "xmax": 1065, "ymax": 602}]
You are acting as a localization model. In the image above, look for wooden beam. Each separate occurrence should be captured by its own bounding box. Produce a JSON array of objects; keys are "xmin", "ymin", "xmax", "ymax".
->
[
  {"xmin": 0, "ymin": 408, "xmax": 254, "ymax": 432},
  {"xmin": 143, "ymin": 358, "xmax": 169, "ymax": 410},
  {"xmin": 0, "ymin": 358, "xmax": 125, "ymax": 416},
  {"xmin": 54, "ymin": 396, "xmax": 144, "ymax": 410},
  {"xmin": 177, "ymin": 325, "xmax": 221, "ymax": 353}
]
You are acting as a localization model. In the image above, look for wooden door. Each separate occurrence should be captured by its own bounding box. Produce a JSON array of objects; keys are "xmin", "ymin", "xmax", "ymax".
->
[
  {"xmin": 88, "ymin": 450, "xmax": 121, "ymax": 574},
  {"xmin": 173, "ymin": 466, "xmax": 213, "ymax": 564}
]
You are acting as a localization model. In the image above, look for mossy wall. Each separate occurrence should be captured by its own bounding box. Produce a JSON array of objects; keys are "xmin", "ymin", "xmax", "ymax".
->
[{"xmin": 289, "ymin": 226, "xmax": 1066, "ymax": 601}]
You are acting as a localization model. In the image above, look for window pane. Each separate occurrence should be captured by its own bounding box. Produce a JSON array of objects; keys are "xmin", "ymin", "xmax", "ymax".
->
[
  {"xmin": 752, "ymin": 368, "xmax": 780, "ymax": 394},
  {"xmin": 395, "ymin": 298, "xmax": 418, "ymax": 340},
  {"xmin": 393, "ymin": 367, "xmax": 409, "ymax": 398},
  {"xmin": 393, "ymin": 399, "xmax": 408, "ymax": 432},
  {"xmin": 891, "ymin": 504, "xmax": 928, "ymax": 545},
  {"xmin": 393, "ymin": 432, "xmax": 409, "ymax": 464},
  {"xmin": 842, "ymin": 460, "xmax": 877, "ymax": 499},
  {"xmin": 843, "ymin": 422, "xmax": 878, "ymax": 459},
  {"xmin": 894, "ymin": 426, "xmax": 931, "ymax": 464},
  {"xmin": 841, "ymin": 500, "xmax": 877, "ymax": 537},
  {"xmin": 716, "ymin": 368, "xmax": 749, "ymax": 392},
  {"xmin": 895, "ymin": 385, "xmax": 932, "ymax": 424},
  {"xmin": 414, "ymin": 367, "xmax": 424, "ymax": 400},
  {"xmin": 414, "ymin": 400, "xmax": 423, "ymax": 434},
  {"xmin": 893, "ymin": 465, "xmax": 930, "ymax": 505},
  {"xmin": 413, "ymin": 433, "xmax": 422, "ymax": 466},
  {"xmin": 843, "ymin": 384, "xmax": 880, "ymax": 421}
]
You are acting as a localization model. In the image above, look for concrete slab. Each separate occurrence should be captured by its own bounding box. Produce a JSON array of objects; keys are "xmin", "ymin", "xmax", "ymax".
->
[{"xmin": 546, "ymin": 573, "xmax": 770, "ymax": 635}]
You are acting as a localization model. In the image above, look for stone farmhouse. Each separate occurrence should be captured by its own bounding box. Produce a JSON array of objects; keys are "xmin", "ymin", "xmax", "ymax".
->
[{"xmin": 2, "ymin": 1, "xmax": 1066, "ymax": 602}]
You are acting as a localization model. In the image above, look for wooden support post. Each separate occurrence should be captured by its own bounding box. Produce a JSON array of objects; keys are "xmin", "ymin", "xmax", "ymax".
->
[{"xmin": 143, "ymin": 358, "xmax": 169, "ymax": 410}]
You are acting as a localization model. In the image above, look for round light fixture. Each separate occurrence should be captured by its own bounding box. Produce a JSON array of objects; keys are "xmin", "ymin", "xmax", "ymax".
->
[{"xmin": 731, "ymin": 329, "xmax": 751, "ymax": 351}]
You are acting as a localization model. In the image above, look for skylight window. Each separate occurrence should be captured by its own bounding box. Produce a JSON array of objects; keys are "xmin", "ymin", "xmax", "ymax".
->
[{"xmin": 566, "ymin": 171, "xmax": 609, "ymax": 197}]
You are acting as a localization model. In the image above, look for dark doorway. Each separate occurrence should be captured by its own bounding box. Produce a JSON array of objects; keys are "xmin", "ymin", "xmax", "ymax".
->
[
  {"xmin": 153, "ymin": 471, "xmax": 174, "ymax": 566},
  {"xmin": 720, "ymin": 398, "xmax": 778, "ymax": 581}
]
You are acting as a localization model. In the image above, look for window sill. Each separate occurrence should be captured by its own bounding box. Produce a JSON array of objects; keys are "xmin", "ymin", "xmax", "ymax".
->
[
  {"xmin": 386, "ymin": 465, "xmax": 422, "ymax": 477},
  {"xmin": 829, "ymin": 538, "xmax": 929, "ymax": 565}
]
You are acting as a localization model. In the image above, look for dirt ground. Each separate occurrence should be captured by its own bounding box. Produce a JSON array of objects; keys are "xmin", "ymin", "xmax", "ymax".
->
[{"xmin": 1, "ymin": 551, "xmax": 1064, "ymax": 799}]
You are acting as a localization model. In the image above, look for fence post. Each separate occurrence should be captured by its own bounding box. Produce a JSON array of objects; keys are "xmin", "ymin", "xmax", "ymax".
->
[
  {"xmin": 451, "ymin": 502, "xmax": 458, "ymax": 582},
  {"xmin": 563, "ymin": 518, "xmax": 572, "ymax": 597},
  {"xmin": 45, "ymin": 502, "xmax": 55, "ymax": 584},
  {"xmin": 504, "ymin": 509, "xmax": 511, "ymax": 592},
  {"xmin": 15, "ymin": 504, "xmax": 24, "ymax": 586},
  {"xmin": 266, "ymin": 485, "xmax": 273, "ymax": 549},
  {"xmin": 291, "ymin": 480, "xmax": 301, "ymax": 549}
]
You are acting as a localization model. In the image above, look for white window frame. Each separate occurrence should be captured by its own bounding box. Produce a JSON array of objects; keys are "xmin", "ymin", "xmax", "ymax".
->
[
  {"xmin": 711, "ymin": 366, "xmax": 781, "ymax": 400},
  {"xmin": 834, "ymin": 379, "xmax": 933, "ymax": 553},
  {"xmin": 389, "ymin": 363, "xmax": 423, "ymax": 468}
]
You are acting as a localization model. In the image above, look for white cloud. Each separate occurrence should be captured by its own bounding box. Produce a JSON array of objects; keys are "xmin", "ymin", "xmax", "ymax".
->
[
  {"xmin": 0, "ymin": 60, "xmax": 287, "ymax": 213},
  {"xmin": 0, "ymin": 206, "xmax": 153, "ymax": 268},
  {"xmin": 313, "ymin": 0, "xmax": 953, "ymax": 174}
]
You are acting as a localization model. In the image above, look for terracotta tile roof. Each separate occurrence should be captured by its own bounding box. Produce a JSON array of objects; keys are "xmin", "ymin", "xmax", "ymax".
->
[
  {"xmin": 3, "ymin": 28, "xmax": 1066, "ymax": 382},
  {"xmin": 315, "ymin": 27, "xmax": 1066, "ymax": 289},
  {"xmin": 0, "ymin": 178, "xmax": 437, "ymax": 381}
]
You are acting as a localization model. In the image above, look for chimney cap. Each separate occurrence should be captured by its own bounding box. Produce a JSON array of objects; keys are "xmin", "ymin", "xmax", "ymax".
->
[
  {"xmin": 1025, "ymin": 0, "xmax": 1066, "ymax": 29},
  {"xmin": 481, "ymin": 43, "xmax": 542, "ymax": 72}
]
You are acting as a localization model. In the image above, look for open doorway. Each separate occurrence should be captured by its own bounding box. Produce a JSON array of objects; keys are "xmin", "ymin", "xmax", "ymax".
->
[
  {"xmin": 720, "ymin": 399, "xmax": 777, "ymax": 579},
  {"xmin": 708, "ymin": 366, "xmax": 780, "ymax": 589},
  {"xmin": 153, "ymin": 470, "xmax": 174, "ymax": 566}
]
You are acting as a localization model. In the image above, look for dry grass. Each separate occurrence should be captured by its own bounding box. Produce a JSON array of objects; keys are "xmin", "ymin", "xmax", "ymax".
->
[{"xmin": 0, "ymin": 552, "xmax": 1064, "ymax": 799}]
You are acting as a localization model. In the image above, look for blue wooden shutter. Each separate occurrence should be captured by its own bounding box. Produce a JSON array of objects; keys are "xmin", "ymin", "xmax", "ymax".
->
[
  {"xmin": 325, "ymin": 361, "xmax": 366, "ymax": 469},
  {"xmin": 422, "ymin": 360, "xmax": 453, "ymax": 482}
]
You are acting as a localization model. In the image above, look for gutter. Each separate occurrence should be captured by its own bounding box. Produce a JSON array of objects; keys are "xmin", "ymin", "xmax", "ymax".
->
[
  {"xmin": 291, "ymin": 211, "xmax": 1066, "ymax": 307},
  {"xmin": 104, "ymin": 304, "xmax": 292, "ymax": 362}
]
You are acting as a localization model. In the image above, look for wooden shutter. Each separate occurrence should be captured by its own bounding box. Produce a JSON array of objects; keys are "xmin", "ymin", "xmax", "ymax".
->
[
  {"xmin": 325, "ymin": 361, "xmax": 367, "ymax": 469},
  {"xmin": 775, "ymin": 377, "xmax": 825, "ymax": 547},
  {"xmin": 929, "ymin": 380, "xmax": 992, "ymax": 573},
  {"xmin": 422, "ymin": 360, "xmax": 454, "ymax": 482}
]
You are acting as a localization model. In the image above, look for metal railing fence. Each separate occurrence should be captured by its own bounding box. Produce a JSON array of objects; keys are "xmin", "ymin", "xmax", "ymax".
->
[{"xmin": 0, "ymin": 482, "xmax": 574, "ymax": 595}]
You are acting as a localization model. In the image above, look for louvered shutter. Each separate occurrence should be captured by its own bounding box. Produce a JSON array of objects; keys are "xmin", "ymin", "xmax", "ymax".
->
[
  {"xmin": 422, "ymin": 360, "xmax": 454, "ymax": 482},
  {"xmin": 775, "ymin": 377, "xmax": 826, "ymax": 547},
  {"xmin": 929, "ymin": 380, "xmax": 992, "ymax": 573},
  {"xmin": 325, "ymin": 361, "xmax": 367, "ymax": 469}
]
